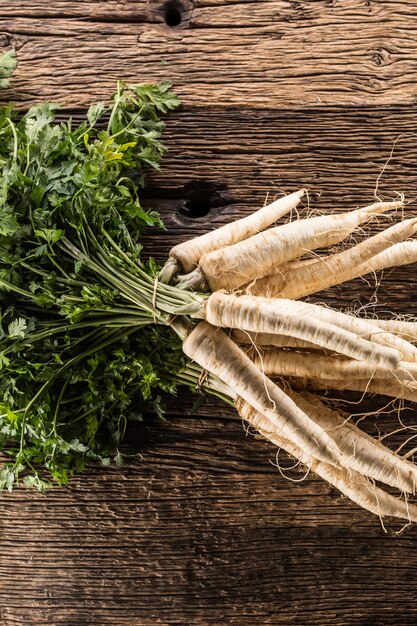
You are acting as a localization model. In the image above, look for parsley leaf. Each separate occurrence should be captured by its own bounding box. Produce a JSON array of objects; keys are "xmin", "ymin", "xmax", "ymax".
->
[{"xmin": 0, "ymin": 81, "xmax": 192, "ymax": 490}]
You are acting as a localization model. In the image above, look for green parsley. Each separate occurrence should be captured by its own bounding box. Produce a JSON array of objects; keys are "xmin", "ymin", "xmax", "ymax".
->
[{"xmin": 0, "ymin": 80, "xmax": 211, "ymax": 490}]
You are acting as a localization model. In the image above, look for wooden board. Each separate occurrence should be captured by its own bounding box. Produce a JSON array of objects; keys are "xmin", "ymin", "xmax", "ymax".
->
[
  {"xmin": 2, "ymin": 2, "xmax": 417, "ymax": 625},
  {"xmin": 3, "ymin": 0, "xmax": 417, "ymax": 108}
]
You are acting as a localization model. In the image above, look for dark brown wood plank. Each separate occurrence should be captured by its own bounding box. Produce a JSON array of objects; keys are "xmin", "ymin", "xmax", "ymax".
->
[
  {"xmin": 2, "ymin": 94, "xmax": 417, "ymax": 626},
  {"xmin": 1, "ymin": 415, "xmax": 417, "ymax": 626},
  {"xmin": 2, "ymin": 1, "xmax": 417, "ymax": 107},
  {"xmin": 0, "ymin": 116, "xmax": 416, "ymax": 623}
]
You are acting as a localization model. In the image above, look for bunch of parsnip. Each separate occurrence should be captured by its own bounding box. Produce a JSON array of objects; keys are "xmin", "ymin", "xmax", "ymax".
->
[
  {"xmin": 2, "ymin": 59, "xmax": 417, "ymax": 525},
  {"xmin": 160, "ymin": 190, "xmax": 417, "ymax": 523}
]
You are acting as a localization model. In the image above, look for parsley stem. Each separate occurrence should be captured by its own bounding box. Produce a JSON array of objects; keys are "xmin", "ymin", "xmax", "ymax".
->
[
  {"xmin": 24, "ymin": 325, "xmax": 141, "ymax": 419},
  {"xmin": 106, "ymin": 81, "xmax": 122, "ymax": 134},
  {"xmin": 52, "ymin": 376, "xmax": 71, "ymax": 437},
  {"xmin": 0, "ymin": 277, "xmax": 37, "ymax": 300},
  {"xmin": 6, "ymin": 117, "xmax": 18, "ymax": 161},
  {"xmin": 109, "ymin": 105, "xmax": 145, "ymax": 140}
]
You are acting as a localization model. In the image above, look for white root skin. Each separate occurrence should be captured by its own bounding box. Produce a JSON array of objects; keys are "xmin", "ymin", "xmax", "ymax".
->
[
  {"xmin": 245, "ymin": 236, "xmax": 417, "ymax": 301},
  {"xmin": 301, "ymin": 376, "xmax": 417, "ymax": 404},
  {"xmin": 169, "ymin": 189, "xmax": 305, "ymax": 274},
  {"xmin": 204, "ymin": 292, "xmax": 402, "ymax": 368},
  {"xmin": 290, "ymin": 390, "xmax": 417, "ymax": 494},
  {"xmin": 263, "ymin": 297, "xmax": 417, "ymax": 363},
  {"xmin": 247, "ymin": 217, "xmax": 417, "ymax": 300},
  {"xmin": 368, "ymin": 318, "xmax": 417, "ymax": 344},
  {"xmin": 335, "ymin": 240, "xmax": 417, "ymax": 287},
  {"xmin": 182, "ymin": 321, "xmax": 344, "ymax": 466},
  {"xmin": 197, "ymin": 199, "xmax": 404, "ymax": 291},
  {"xmin": 236, "ymin": 398, "xmax": 417, "ymax": 522},
  {"xmin": 247, "ymin": 347, "xmax": 417, "ymax": 383},
  {"xmin": 231, "ymin": 328, "xmax": 322, "ymax": 351}
]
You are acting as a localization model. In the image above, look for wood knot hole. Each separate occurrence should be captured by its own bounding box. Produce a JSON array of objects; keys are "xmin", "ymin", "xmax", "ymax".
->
[
  {"xmin": 164, "ymin": 1, "xmax": 183, "ymax": 27},
  {"xmin": 178, "ymin": 181, "xmax": 230, "ymax": 221},
  {"xmin": 183, "ymin": 197, "xmax": 212, "ymax": 219}
]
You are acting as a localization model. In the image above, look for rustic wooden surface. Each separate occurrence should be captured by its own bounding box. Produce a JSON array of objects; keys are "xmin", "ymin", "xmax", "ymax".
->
[{"xmin": 2, "ymin": 1, "xmax": 417, "ymax": 625}]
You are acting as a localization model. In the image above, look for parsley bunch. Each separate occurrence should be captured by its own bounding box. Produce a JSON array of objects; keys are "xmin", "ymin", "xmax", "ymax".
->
[{"xmin": 0, "ymin": 81, "xmax": 205, "ymax": 490}]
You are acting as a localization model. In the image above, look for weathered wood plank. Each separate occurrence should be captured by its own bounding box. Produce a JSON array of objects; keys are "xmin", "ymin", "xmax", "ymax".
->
[
  {"xmin": 1, "ymin": 416, "xmax": 417, "ymax": 626},
  {"xmin": 0, "ymin": 101, "xmax": 416, "ymax": 626},
  {"xmin": 2, "ymin": 1, "xmax": 417, "ymax": 107}
]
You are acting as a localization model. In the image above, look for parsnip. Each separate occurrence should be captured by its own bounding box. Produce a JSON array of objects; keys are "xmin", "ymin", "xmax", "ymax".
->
[
  {"xmin": 231, "ymin": 328, "xmax": 321, "ymax": 351},
  {"xmin": 246, "ymin": 217, "xmax": 417, "ymax": 300},
  {"xmin": 203, "ymin": 292, "xmax": 402, "ymax": 367},
  {"xmin": 237, "ymin": 398, "xmax": 417, "ymax": 522},
  {"xmin": 159, "ymin": 189, "xmax": 305, "ymax": 281},
  {"xmin": 369, "ymin": 317, "xmax": 417, "ymax": 343},
  {"xmin": 182, "ymin": 321, "xmax": 344, "ymax": 466},
  {"xmin": 258, "ymin": 297, "xmax": 417, "ymax": 363},
  {"xmin": 304, "ymin": 240, "xmax": 417, "ymax": 293},
  {"xmin": 184, "ymin": 199, "xmax": 404, "ymax": 292},
  {"xmin": 302, "ymin": 376, "xmax": 417, "ymax": 404},
  {"xmin": 291, "ymin": 390, "xmax": 417, "ymax": 494},
  {"xmin": 247, "ymin": 347, "xmax": 417, "ymax": 382}
]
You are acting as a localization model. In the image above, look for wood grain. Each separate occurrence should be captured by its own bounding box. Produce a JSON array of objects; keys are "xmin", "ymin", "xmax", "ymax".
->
[
  {"xmin": 2, "ymin": 415, "xmax": 417, "ymax": 626},
  {"xmin": 2, "ymin": 1, "xmax": 417, "ymax": 108},
  {"xmin": 2, "ymin": 1, "xmax": 417, "ymax": 625}
]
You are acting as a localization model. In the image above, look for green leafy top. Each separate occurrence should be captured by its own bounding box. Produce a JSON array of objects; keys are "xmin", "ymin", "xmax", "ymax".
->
[{"xmin": 0, "ymin": 81, "xmax": 204, "ymax": 491}]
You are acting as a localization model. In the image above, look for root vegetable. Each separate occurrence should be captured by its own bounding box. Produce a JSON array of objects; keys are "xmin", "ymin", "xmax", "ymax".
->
[
  {"xmin": 246, "ymin": 217, "xmax": 417, "ymax": 300},
  {"xmin": 356, "ymin": 240, "xmax": 417, "ymax": 276},
  {"xmin": 321, "ymin": 240, "xmax": 417, "ymax": 289},
  {"xmin": 301, "ymin": 376, "xmax": 417, "ymax": 404},
  {"xmin": 182, "ymin": 321, "xmax": 344, "ymax": 466},
  {"xmin": 267, "ymin": 297, "xmax": 417, "ymax": 363},
  {"xmin": 242, "ymin": 375, "xmax": 417, "ymax": 492},
  {"xmin": 368, "ymin": 318, "xmax": 417, "ymax": 343},
  {"xmin": 237, "ymin": 397, "xmax": 417, "ymax": 522},
  {"xmin": 231, "ymin": 328, "xmax": 321, "ymax": 351},
  {"xmin": 203, "ymin": 292, "xmax": 402, "ymax": 367},
  {"xmin": 160, "ymin": 189, "xmax": 305, "ymax": 281},
  {"xmin": 293, "ymin": 390, "xmax": 417, "ymax": 493},
  {"xmin": 185, "ymin": 199, "xmax": 404, "ymax": 292},
  {"xmin": 247, "ymin": 347, "xmax": 417, "ymax": 383}
]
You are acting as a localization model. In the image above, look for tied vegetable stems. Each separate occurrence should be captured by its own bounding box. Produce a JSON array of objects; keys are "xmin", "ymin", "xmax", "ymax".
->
[{"xmin": 2, "ymin": 68, "xmax": 417, "ymax": 526}]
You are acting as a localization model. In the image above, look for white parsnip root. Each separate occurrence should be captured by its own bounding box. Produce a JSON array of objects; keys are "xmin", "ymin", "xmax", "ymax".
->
[
  {"xmin": 231, "ymin": 328, "xmax": 322, "ymax": 351},
  {"xmin": 185, "ymin": 198, "xmax": 404, "ymax": 292},
  {"xmin": 304, "ymin": 376, "xmax": 417, "ymax": 404},
  {"xmin": 182, "ymin": 321, "xmax": 344, "ymax": 466},
  {"xmin": 237, "ymin": 398, "xmax": 417, "ymax": 522},
  {"xmin": 247, "ymin": 347, "xmax": 417, "ymax": 383},
  {"xmin": 245, "ymin": 216, "xmax": 417, "ymax": 300},
  {"xmin": 357, "ymin": 240, "xmax": 417, "ymax": 276},
  {"xmin": 250, "ymin": 297, "xmax": 417, "ymax": 363},
  {"xmin": 289, "ymin": 390, "xmax": 417, "ymax": 494},
  {"xmin": 304, "ymin": 240, "xmax": 417, "ymax": 294},
  {"xmin": 368, "ymin": 317, "xmax": 417, "ymax": 343},
  {"xmin": 160, "ymin": 189, "xmax": 305, "ymax": 281},
  {"xmin": 203, "ymin": 292, "xmax": 402, "ymax": 367},
  {"xmin": 161, "ymin": 186, "xmax": 417, "ymax": 523},
  {"xmin": 239, "ymin": 374, "xmax": 417, "ymax": 492}
]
